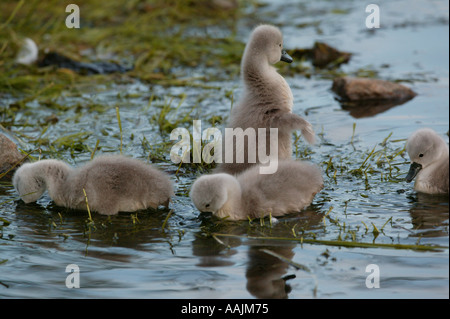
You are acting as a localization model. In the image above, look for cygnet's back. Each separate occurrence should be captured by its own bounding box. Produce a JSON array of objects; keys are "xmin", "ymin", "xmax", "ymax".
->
[
  {"xmin": 237, "ymin": 160, "xmax": 323, "ymax": 219},
  {"xmin": 217, "ymin": 25, "xmax": 315, "ymax": 175},
  {"xmin": 406, "ymin": 128, "xmax": 449, "ymax": 195},
  {"xmin": 75, "ymin": 155, "xmax": 174, "ymax": 214}
]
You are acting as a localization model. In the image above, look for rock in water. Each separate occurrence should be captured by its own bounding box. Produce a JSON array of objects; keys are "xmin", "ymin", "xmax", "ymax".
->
[
  {"xmin": 312, "ymin": 42, "xmax": 351, "ymax": 68},
  {"xmin": 0, "ymin": 134, "xmax": 24, "ymax": 179},
  {"xmin": 289, "ymin": 42, "xmax": 351, "ymax": 68},
  {"xmin": 332, "ymin": 77, "xmax": 417, "ymax": 102}
]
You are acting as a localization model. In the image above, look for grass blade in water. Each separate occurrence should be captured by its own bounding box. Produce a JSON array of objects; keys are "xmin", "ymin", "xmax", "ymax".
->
[{"xmin": 260, "ymin": 248, "xmax": 311, "ymax": 273}]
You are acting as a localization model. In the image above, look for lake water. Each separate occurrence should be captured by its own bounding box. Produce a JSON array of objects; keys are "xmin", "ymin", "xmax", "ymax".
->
[{"xmin": 0, "ymin": 0, "xmax": 448, "ymax": 299}]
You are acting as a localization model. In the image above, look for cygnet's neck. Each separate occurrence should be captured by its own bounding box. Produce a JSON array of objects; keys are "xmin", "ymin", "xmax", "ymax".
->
[
  {"xmin": 34, "ymin": 160, "xmax": 73, "ymax": 204},
  {"xmin": 241, "ymin": 49, "xmax": 293, "ymax": 110},
  {"xmin": 241, "ymin": 50, "xmax": 277, "ymax": 87},
  {"xmin": 214, "ymin": 176, "xmax": 243, "ymax": 220}
]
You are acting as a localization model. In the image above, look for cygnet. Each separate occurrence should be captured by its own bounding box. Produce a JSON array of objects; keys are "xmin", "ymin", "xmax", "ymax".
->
[
  {"xmin": 216, "ymin": 24, "xmax": 315, "ymax": 175},
  {"xmin": 405, "ymin": 128, "xmax": 449, "ymax": 195},
  {"xmin": 12, "ymin": 155, "xmax": 173, "ymax": 215},
  {"xmin": 190, "ymin": 160, "xmax": 323, "ymax": 220}
]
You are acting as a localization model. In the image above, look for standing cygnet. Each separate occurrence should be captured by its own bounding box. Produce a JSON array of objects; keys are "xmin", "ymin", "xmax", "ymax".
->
[
  {"xmin": 190, "ymin": 160, "xmax": 323, "ymax": 220},
  {"xmin": 12, "ymin": 155, "xmax": 173, "ymax": 215},
  {"xmin": 405, "ymin": 128, "xmax": 449, "ymax": 195},
  {"xmin": 216, "ymin": 24, "xmax": 315, "ymax": 175}
]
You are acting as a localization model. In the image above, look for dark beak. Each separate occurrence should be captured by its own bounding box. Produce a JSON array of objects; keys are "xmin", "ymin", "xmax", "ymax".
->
[
  {"xmin": 280, "ymin": 50, "xmax": 293, "ymax": 63},
  {"xmin": 406, "ymin": 162, "xmax": 422, "ymax": 183}
]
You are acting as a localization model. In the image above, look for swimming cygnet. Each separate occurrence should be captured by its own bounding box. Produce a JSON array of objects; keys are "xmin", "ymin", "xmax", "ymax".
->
[
  {"xmin": 12, "ymin": 155, "xmax": 173, "ymax": 215},
  {"xmin": 405, "ymin": 128, "xmax": 449, "ymax": 195},
  {"xmin": 190, "ymin": 160, "xmax": 323, "ymax": 220},
  {"xmin": 216, "ymin": 24, "xmax": 315, "ymax": 175}
]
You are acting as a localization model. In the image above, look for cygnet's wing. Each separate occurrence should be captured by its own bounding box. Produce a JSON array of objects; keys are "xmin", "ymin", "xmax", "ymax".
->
[{"xmin": 270, "ymin": 113, "xmax": 315, "ymax": 144}]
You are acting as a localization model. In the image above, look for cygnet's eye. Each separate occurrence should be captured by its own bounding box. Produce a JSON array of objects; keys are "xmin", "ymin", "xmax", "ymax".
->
[
  {"xmin": 419, "ymin": 153, "xmax": 424, "ymax": 158},
  {"xmin": 278, "ymin": 43, "xmax": 282, "ymax": 48},
  {"xmin": 205, "ymin": 203, "xmax": 210, "ymax": 208}
]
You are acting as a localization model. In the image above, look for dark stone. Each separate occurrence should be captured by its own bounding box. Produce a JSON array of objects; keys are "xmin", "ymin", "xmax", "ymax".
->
[
  {"xmin": 38, "ymin": 52, "xmax": 133, "ymax": 75},
  {"xmin": 289, "ymin": 42, "xmax": 352, "ymax": 68},
  {"xmin": 332, "ymin": 77, "xmax": 417, "ymax": 102},
  {"xmin": 331, "ymin": 77, "xmax": 417, "ymax": 118},
  {"xmin": 0, "ymin": 134, "xmax": 25, "ymax": 180},
  {"xmin": 312, "ymin": 42, "xmax": 352, "ymax": 68}
]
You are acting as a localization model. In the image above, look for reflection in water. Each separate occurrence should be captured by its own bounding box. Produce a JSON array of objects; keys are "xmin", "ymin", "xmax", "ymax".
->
[
  {"xmin": 408, "ymin": 193, "xmax": 449, "ymax": 237},
  {"xmin": 192, "ymin": 208, "xmax": 324, "ymax": 298},
  {"xmin": 192, "ymin": 222, "xmax": 298, "ymax": 298},
  {"xmin": 246, "ymin": 245, "xmax": 295, "ymax": 299},
  {"xmin": 339, "ymin": 99, "xmax": 413, "ymax": 118},
  {"xmin": 192, "ymin": 224, "xmax": 296, "ymax": 298},
  {"xmin": 245, "ymin": 209, "xmax": 323, "ymax": 299},
  {"xmin": 192, "ymin": 217, "xmax": 245, "ymax": 267},
  {"xmin": 191, "ymin": 236, "xmax": 238, "ymax": 267},
  {"xmin": 12, "ymin": 198, "xmax": 175, "ymax": 261}
]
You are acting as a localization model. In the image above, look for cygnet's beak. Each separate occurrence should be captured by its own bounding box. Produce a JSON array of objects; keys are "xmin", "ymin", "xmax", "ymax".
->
[
  {"xmin": 406, "ymin": 162, "xmax": 422, "ymax": 183},
  {"xmin": 280, "ymin": 50, "xmax": 293, "ymax": 63}
]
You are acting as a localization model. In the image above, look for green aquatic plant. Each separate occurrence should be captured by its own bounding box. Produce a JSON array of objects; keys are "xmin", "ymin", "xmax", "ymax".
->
[
  {"xmin": 82, "ymin": 188, "xmax": 94, "ymax": 225},
  {"xmin": 116, "ymin": 107, "xmax": 123, "ymax": 154},
  {"xmin": 151, "ymin": 94, "xmax": 195, "ymax": 134},
  {"xmin": 212, "ymin": 233, "xmax": 447, "ymax": 252}
]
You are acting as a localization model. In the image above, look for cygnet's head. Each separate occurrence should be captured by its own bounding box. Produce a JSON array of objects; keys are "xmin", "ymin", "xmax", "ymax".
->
[
  {"xmin": 246, "ymin": 24, "xmax": 292, "ymax": 65},
  {"xmin": 12, "ymin": 162, "xmax": 47, "ymax": 203},
  {"xmin": 405, "ymin": 128, "xmax": 448, "ymax": 182},
  {"xmin": 190, "ymin": 174, "xmax": 237, "ymax": 213}
]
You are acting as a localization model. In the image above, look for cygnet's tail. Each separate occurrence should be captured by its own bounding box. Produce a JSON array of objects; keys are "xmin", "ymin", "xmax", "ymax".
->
[{"xmin": 300, "ymin": 120, "xmax": 315, "ymax": 145}]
